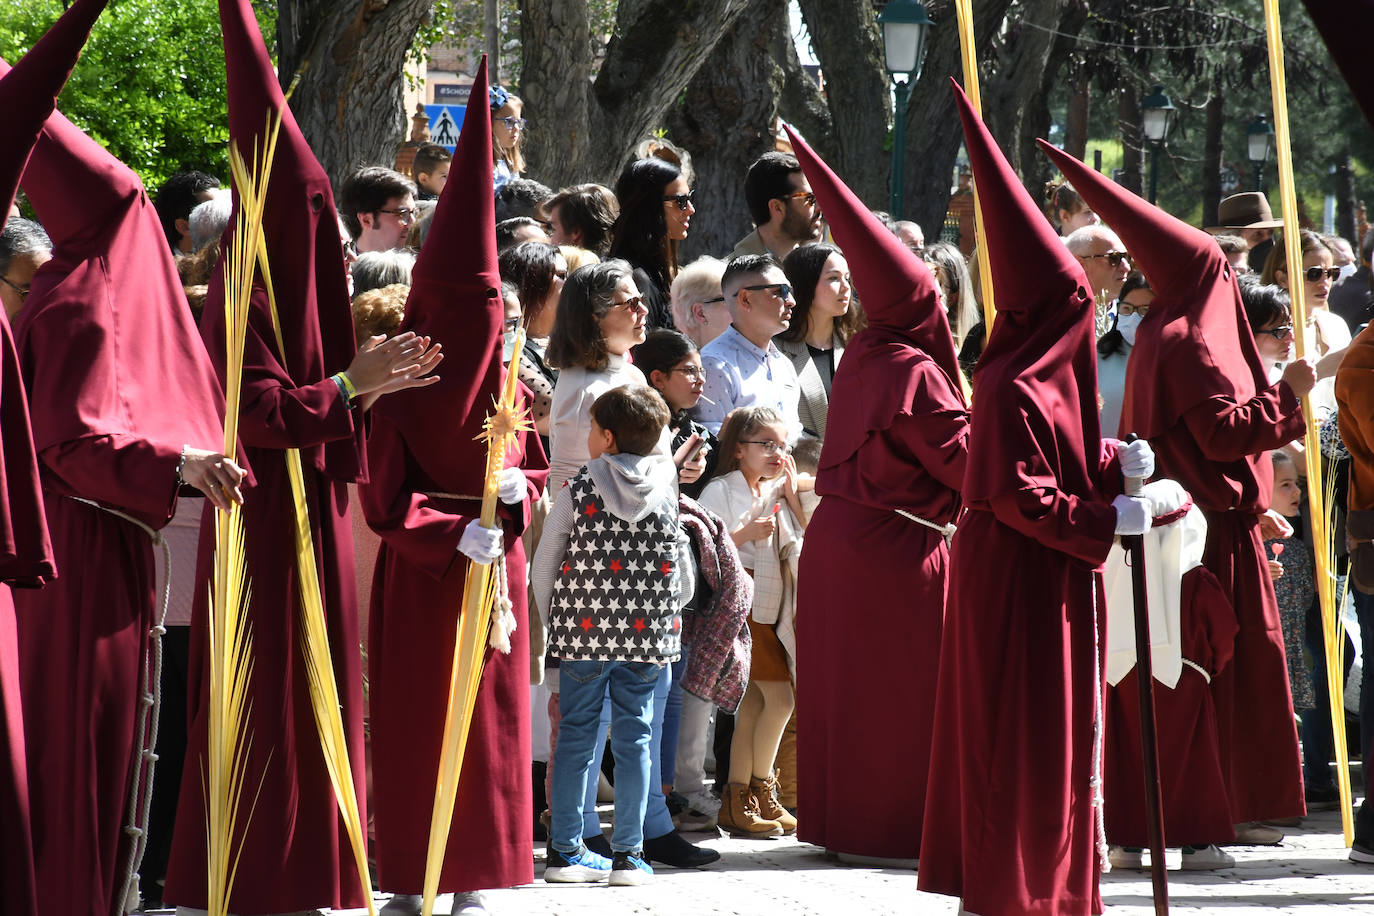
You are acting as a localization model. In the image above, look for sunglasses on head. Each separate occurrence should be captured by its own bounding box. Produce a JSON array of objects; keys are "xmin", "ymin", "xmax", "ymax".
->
[
  {"xmin": 663, "ymin": 191, "xmax": 696, "ymax": 211},
  {"xmin": 1082, "ymin": 250, "xmax": 1129, "ymax": 267}
]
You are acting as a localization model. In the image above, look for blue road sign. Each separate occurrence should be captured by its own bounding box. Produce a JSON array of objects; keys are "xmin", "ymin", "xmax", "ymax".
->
[{"xmin": 425, "ymin": 104, "xmax": 465, "ymax": 152}]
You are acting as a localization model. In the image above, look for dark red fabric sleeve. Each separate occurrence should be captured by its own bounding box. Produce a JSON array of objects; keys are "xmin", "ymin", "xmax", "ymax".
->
[
  {"xmin": 40, "ymin": 434, "xmax": 181, "ymax": 529},
  {"xmin": 236, "ymin": 313, "xmax": 357, "ymax": 452},
  {"xmin": 889, "ymin": 365, "xmax": 970, "ymax": 493},
  {"xmin": 1180, "ymin": 383, "xmax": 1304, "ymax": 464},
  {"xmin": 986, "ymin": 487, "xmax": 1118, "ymax": 569}
]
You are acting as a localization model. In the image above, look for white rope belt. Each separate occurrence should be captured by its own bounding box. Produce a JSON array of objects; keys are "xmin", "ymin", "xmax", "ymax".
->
[
  {"xmin": 894, "ymin": 508, "xmax": 957, "ymax": 544},
  {"xmin": 67, "ymin": 495, "xmax": 171, "ymax": 913},
  {"xmin": 1181, "ymin": 657, "xmax": 1211, "ymax": 684}
]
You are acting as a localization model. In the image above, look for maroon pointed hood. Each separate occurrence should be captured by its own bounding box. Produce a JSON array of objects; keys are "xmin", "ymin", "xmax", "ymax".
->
[
  {"xmin": 1038, "ymin": 138, "xmax": 1265, "ymax": 439},
  {"xmin": 210, "ymin": 0, "xmax": 363, "ymax": 480},
  {"xmin": 374, "ymin": 56, "xmax": 508, "ymax": 492},
  {"xmin": 783, "ymin": 124, "xmax": 965, "ymax": 470},
  {"xmin": 1302, "ymin": 1, "xmax": 1374, "ymax": 130},
  {"xmin": 0, "ymin": 0, "xmax": 107, "ymax": 220},
  {"xmin": 953, "ymin": 78, "xmax": 1103, "ymax": 504}
]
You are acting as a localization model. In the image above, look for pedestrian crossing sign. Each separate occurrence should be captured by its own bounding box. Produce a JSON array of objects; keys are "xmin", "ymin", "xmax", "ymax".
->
[{"xmin": 425, "ymin": 105, "xmax": 465, "ymax": 152}]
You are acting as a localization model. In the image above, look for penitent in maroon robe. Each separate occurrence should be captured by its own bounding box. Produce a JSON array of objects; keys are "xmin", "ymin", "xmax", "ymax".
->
[
  {"xmin": 0, "ymin": 3, "xmax": 104, "ymax": 913},
  {"xmin": 1043, "ymin": 140, "xmax": 1307, "ymax": 824},
  {"xmin": 162, "ymin": 0, "xmax": 369, "ymax": 910},
  {"xmin": 362, "ymin": 57, "xmax": 546, "ymax": 896},
  {"xmin": 784, "ymin": 125, "xmax": 968, "ymax": 862},
  {"xmin": 919, "ymin": 82, "xmax": 1123, "ymax": 916},
  {"xmin": 1105, "ymin": 568, "xmax": 1238, "ymax": 847}
]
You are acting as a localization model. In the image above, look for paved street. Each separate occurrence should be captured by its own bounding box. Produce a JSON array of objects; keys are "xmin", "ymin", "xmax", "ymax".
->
[{"xmin": 140, "ymin": 805, "xmax": 1374, "ymax": 915}]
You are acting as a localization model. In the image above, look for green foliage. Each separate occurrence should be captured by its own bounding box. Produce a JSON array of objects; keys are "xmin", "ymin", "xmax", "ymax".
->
[{"xmin": 0, "ymin": 0, "xmax": 276, "ymax": 191}]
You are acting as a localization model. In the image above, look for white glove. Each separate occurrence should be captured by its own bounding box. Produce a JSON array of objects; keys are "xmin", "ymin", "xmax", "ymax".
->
[
  {"xmin": 1112, "ymin": 494, "xmax": 1151, "ymax": 536},
  {"xmin": 498, "ymin": 466, "xmax": 526, "ymax": 504},
  {"xmin": 458, "ymin": 520, "xmax": 504, "ymax": 564},
  {"xmin": 1118, "ymin": 438, "xmax": 1155, "ymax": 480}
]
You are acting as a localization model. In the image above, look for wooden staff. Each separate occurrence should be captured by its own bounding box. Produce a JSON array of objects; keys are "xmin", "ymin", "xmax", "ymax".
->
[
  {"xmin": 953, "ymin": 0, "xmax": 996, "ymax": 334},
  {"xmin": 1262, "ymin": 0, "xmax": 1354, "ymax": 846}
]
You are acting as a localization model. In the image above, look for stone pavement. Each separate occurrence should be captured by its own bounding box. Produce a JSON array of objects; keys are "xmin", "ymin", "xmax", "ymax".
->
[{"xmin": 140, "ymin": 806, "xmax": 1374, "ymax": 915}]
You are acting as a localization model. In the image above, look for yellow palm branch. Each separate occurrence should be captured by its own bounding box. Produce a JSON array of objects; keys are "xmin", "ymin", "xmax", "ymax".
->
[{"xmin": 422, "ymin": 328, "xmax": 533, "ymax": 916}]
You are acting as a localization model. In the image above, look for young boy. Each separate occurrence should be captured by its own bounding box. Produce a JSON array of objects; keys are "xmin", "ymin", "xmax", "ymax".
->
[
  {"xmin": 412, "ymin": 142, "xmax": 451, "ymax": 200},
  {"xmin": 533, "ymin": 385, "xmax": 692, "ymax": 886}
]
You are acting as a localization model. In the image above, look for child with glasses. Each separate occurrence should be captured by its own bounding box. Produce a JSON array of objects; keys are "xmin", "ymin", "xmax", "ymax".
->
[
  {"xmin": 698, "ymin": 407, "xmax": 806, "ymax": 838},
  {"xmin": 489, "ymin": 85, "xmax": 527, "ymax": 191}
]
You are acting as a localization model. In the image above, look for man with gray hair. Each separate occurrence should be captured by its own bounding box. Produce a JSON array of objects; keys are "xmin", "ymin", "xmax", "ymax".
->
[
  {"xmin": 692, "ymin": 253, "xmax": 801, "ymax": 439},
  {"xmin": 669, "ymin": 255, "xmax": 729, "ymax": 349},
  {"xmin": 350, "ymin": 248, "xmax": 416, "ymax": 299},
  {"xmin": 0, "ymin": 218, "xmax": 52, "ymax": 321},
  {"xmin": 1066, "ymin": 223, "xmax": 1132, "ymax": 304},
  {"xmin": 187, "ymin": 188, "xmax": 232, "ymax": 253}
]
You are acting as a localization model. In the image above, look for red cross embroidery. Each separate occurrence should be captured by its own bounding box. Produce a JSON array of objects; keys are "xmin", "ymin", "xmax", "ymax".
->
[
  {"xmin": 660, "ymin": 561, "xmax": 672, "ymax": 575},
  {"xmin": 608, "ymin": 558, "xmax": 624, "ymax": 574},
  {"xmin": 633, "ymin": 618, "xmax": 646, "ymax": 632},
  {"xmin": 583, "ymin": 503, "xmax": 598, "ymax": 517},
  {"xmin": 580, "ymin": 617, "xmax": 594, "ymax": 631}
]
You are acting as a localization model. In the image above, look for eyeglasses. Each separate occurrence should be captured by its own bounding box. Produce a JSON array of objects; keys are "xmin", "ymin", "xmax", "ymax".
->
[
  {"xmin": 700, "ymin": 296, "xmax": 726, "ymax": 305},
  {"xmin": 663, "ymin": 191, "xmax": 696, "ymax": 211},
  {"xmin": 1080, "ymin": 250, "xmax": 1129, "ymax": 267},
  {"xmin": 1117, "ymin": 301, "xmax": 1151, "ymax": 317},
  {"xmin": 742, "ymin": 282, "xmax": 794, "ymax": 301},
  {"xmin": 496, "ymin": 116, "xmax": 527, "ymax": 130},
  {"xmin": 1257, "ymin": 324, "xmax": 1294, "ymax": 339},
  {"xmin": 671, "ymin": 365, "xmax": 706, "ymax": 380},
  {"xmin": 504, "ymin": 316, "xmax": 521, "ymax": 332},
  {"xmin": 608, "ymin": 295, "xmax": 647, "ymax": 313},
  {"xmin": 377, "ymin": 207, "xmax": 417, "ymax": 223},
  {"xmin": 1302, "ymin": 266, "xmax": 1341, "ymax": 283},
  {"xmin": 774, "ymin": 189, "xmax": 817, "ymax": 208},
  {"xmin": 739, "ymin": 439, "xmax": 787, "ymax": 455},
  {"xmin": 0, "ymin": 275, "xmax": 30, "ymax": 301}
]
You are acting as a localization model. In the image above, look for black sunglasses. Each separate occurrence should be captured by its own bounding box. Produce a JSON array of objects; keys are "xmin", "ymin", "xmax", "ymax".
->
[
  {"xmin": 1302, "ymin": 266, "xmax": 1341, "ymax": 283},
  {"xmin": 663, "ymin": 191, "xmax": 696, "ymax": 211},
  {"xmin": 742, "ymin": 282, "xmax": 794, "ymax": 300},
  {"xmin": 1081, "ymin": 250, "xmax": 1129, "ymax": 267}
]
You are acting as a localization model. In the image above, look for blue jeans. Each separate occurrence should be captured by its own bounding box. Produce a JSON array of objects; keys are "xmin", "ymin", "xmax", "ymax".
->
[
  {"xmin": 553, "ymin": 659, "xmax": 660, "ymax": 854},
  {"xmin": 660, "ymin": 653, "xmax": 688, "ymax": 786},
  {"xmin": 581, "ymin": 659, "xmax": 676, "ymax": 842}
]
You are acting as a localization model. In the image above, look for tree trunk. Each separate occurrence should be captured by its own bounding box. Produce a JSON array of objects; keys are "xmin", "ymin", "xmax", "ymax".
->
[
  {"xmin": 901, "ymin": 0, "xmax": 1017, "ymax": 235},
  {"xmin": 486, "ymin": 0, "xmax": 501, "ymax": 87},
  {"xmin": 981, "ymin": 0, "xmax": 1062, "ymax": 179},
  {"xmin": 775, "ymin": 23, "xmax": 833, "ymax": 165},
  {"xmin": 1336, "ymin": 152, "xmax": 1358, "ymax": 244},
  {"xmin": 277, "ymin": 0, "xmax": 436, "ymax": 189},
  {"xmin": 521, "ymin": 0, "xmax": 754, "ymax": 190},
  {"xmin": 1065, "ymin": 76, "xmax": 1090, "ymax": 161},
  {"xmin": 1117, "ymin": 86, "xmax": 1144, "ymax": 196},
  {"xmin": 1203, "ymin": 78, "xmax": 1223, "ymax": 231},
  {"xmin": 666, "ymin": 0, "xmax": 788, "ymax": 261},
  {"xmin": 794, "ymin": 0, "xmax": 890, "ymax": 207}
]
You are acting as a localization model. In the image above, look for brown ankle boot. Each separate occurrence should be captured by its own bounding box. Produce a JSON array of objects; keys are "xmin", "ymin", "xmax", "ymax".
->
[
  {"xmin": 751, "ymin": 773, "xmax": 797, "ymax": 834},
  {"xmin": 718, "ymin": 781, "xmax": 783, "ymax": 838}
]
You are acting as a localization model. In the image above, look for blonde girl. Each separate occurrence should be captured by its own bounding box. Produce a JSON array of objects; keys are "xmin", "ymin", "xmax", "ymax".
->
[{"xmin": 490, "ymin": 85, "xmax": 527, "ymax": 190}]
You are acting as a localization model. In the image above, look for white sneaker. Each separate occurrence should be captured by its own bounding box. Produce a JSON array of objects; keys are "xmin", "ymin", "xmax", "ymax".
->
[
  {"xmin": 683, "ymin": 788, "xmax": 721, "ymax": 817},
  {"xmin": 380, "ymin": 896, "xmax": 422, "ymax": 916},
  {"xmin": 1107, "ymin": 845, "xmax": 1145, "ymax": 869},
  {"xmin": 452, "ymin": 890, "xmax": 488, "ymax": 915},
  {"xmin": 1181, "ymin": 844, "xmax": 1236, "ymax": 870}
]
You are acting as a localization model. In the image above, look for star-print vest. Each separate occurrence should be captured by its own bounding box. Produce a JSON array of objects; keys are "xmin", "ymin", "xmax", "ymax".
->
[{"xmin": 547, "ymin": 467, "xmax": 683, "ymax": 664}]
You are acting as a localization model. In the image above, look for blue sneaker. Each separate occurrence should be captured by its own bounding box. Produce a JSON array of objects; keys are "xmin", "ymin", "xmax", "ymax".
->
[
  {"xmin": 544, "ymin": 843, "xmax": 612, "ymax": 882},
  {"xmin": 609, "ymin": 850, "xmax": 654, "ymax": 886}
]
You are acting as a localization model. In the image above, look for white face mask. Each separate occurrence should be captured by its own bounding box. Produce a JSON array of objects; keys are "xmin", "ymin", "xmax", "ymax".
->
[
  {"xmin": 502, "ymin": 334, "xmax": 518, "ymax": 364},
  {"xmin": 1116, "ymin": 312, "xmax": 1143, "ymax": 347}
]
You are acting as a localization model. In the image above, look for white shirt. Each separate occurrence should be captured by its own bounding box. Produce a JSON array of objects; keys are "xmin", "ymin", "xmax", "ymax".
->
[
  {"xmin": 546, "ymin": 353, "xmax": 646, "ymax": 494},
  {"xmin": 691, "ymin": 325, "xmax": 802, "ymax": 441},
  {"xmin": 697, "ymin": 470, "xmax": 784, "ymax": 570}
]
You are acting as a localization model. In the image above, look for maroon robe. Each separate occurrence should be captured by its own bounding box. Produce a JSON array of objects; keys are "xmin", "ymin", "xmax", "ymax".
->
[
  {"xmin": 12, "ymin": 67, "xmax": 226, "ymax": 916},
  {"xmin": 163, "ymin": 0, "xmax": 370, "ymax": 909},
  {"xmin": 1042, "ymin": 140, "xmax": 1307, "ymax": 823},
  {"xmin": 1106, "ymin": 567, "xmax": 1238, "ymax": 847},
  {"xmin": 920, "ymin": 83, "xmax": 1121, "ymax": 916},
  {"xmin": 784, "ymin": 125, "xmax": 969, "ymax": 860},
  {"xmin": 361, "ymin": 57, "xmax": 545, "ymax": 895}
]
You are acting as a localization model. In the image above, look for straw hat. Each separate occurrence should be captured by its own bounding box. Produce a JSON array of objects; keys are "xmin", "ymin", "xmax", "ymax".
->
[{"xmin": 1206, "ymin": 191, "xmax": 1283, "ymax": 232}]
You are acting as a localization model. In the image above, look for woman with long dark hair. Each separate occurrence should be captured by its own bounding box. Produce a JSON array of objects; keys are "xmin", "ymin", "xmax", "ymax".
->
[
  {"xmin": 778, "ymin": 243, "xmax": 866, "ymax": 440},
  {"xmin": 498, "ymin": 240, "xmax": 567, "ymax": 450},
  {"xmin": 609, "ymin": 157, "xmax": 693, "ymax": 331}
]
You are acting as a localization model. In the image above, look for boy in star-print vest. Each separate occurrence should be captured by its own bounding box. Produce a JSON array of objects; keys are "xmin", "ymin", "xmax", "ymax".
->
[{"xmin": 532, "ymin": 385, "xmax": 694, "ymax": 882}]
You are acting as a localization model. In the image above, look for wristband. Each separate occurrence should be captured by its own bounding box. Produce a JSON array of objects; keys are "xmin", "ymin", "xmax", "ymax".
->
[
  {"xmin": 332, "ymin": 371, "xmax": 358, "ymax": 402},
  {"xmin": 175, "ymin": 445, "xmax": 189, "ymax": 486}
]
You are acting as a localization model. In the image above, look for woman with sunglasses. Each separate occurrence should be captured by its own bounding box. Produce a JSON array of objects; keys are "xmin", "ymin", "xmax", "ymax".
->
[
  {"xmin": 1097, "ymin": 271, "xmax": 1153, "ymax": 437},
  {"xmin": 1262, "ymin": 229, "xmax": 1350, "ymax": 389},
  {"xmin": 610, "ymin": 157, "xmax": 693, "ymax": 331},
  {"xmin": 490, "ymin": 85, "xmax": 527, "ymax": 192}
]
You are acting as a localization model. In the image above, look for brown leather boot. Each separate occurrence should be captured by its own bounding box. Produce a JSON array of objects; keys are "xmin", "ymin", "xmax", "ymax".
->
[
  {"xmin": 751, "ymin": 773, "xmax": 797, "ymax": 834},
  {"xmin": 717, "ymin": 781, "xmax": 783, "ymax": 838}
]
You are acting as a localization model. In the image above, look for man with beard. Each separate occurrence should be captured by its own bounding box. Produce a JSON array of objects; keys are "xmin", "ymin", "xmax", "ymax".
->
[{"xmin": 730, "ymin": 153, "xmax": 822, "ymax": 263}]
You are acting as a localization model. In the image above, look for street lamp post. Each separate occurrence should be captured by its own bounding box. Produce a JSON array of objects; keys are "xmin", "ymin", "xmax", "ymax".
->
[
  {"xmin": 1247, "ymin": 114, "xmax": 1274, "ymax": 191},
  {"xmin": 1141, "ymin": 84, "xmax": 1177, "ymax": 205},
  {"xmin": 879, "ymin": 0, "xmax": 933, "ymax": 217}
]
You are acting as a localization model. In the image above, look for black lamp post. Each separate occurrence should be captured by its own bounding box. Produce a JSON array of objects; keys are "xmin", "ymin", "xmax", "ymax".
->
[
  {"xmin": 1141, "ymin": 84, "xmax": 1177, "ymax": 205},
  {"xmin": 879, "ymin": 0, "xmax": 933, "ymax": 216},
  {"xmin": 1247, "ymin": 114, "xmax": 1274, "ymax": 192}
]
